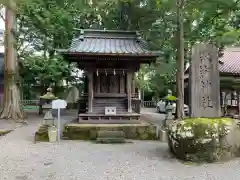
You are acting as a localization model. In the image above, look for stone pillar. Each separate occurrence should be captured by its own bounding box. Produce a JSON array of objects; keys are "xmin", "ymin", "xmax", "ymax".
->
[
  {"xmin": 120, "ymin": 74, "xmax": 125, "ymax": 93},
  {"xmin": 88, "ymin": 71, "xmax": 93, "ymax": 113},
  {"xmin": 190, "ymin": 43, "xmax": 220, "ymax": 117},
  {"xmin": 127, "ymin": 72, "xmax": 132, "ymax": 113}
]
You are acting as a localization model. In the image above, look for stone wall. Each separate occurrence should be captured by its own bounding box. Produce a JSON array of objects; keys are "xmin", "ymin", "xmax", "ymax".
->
[{"xmin": 63, "ymin": 123, "xmax": 158, "ymax": 140}]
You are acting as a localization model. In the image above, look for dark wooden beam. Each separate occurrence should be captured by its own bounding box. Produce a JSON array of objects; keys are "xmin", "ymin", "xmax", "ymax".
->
[{"xmin": 63, "ymin": 54, "xmax": 156, "ymax": 63}]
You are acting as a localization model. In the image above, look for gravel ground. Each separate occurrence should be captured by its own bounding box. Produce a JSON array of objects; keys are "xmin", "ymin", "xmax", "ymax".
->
[{"xmin": 0, "ymin": 118, "xmax": 240, "ymax": 180}]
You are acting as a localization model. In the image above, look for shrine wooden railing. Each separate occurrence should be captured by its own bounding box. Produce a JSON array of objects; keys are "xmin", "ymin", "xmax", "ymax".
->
[
  {"xmin": 93, "ymin": 68, "xmax": 133, "ymax": 75},
  {"xmin": 0, "ymin": 95, "xmax": 40, "ymax": 107},
  {"xmin": 21, "ymin": 99, "xmax": 39, "ymax": 105},
  {"xmin": 141, "ymin": 101, "xmax": 157, "ymax": 108},
  {"xmin": 79, "ymin": 93, "xmax": 140, "ymax": 98}
]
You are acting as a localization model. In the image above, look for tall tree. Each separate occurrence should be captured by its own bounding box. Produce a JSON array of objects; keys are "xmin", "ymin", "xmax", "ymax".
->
[
  {"xmin": 1, "ymin": 0, "xmax": 24, "ymax": 121},
  {"xmin": 176, "ymin": 0, "xmax": 185, "ymax": 120}
]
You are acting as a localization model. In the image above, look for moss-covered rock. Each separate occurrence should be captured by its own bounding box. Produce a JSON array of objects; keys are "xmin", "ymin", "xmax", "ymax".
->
[{"xmin": 168, "ymin": 118, "xmax": 240, "ymax": 162}]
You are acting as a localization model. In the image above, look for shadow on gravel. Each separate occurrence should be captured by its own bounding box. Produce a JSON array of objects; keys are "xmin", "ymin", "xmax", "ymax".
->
[
  {"xmin": 153, "ymin": 147, "xmax": 177, "ymax": 161},
  {"xmin": 134, "ymin": 143, "xmax": 178, "ymax": 162}
]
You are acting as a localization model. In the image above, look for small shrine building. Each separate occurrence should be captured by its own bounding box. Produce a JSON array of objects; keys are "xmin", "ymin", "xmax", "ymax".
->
[{"xmin": 59, "ymin": 29, "xmax": 161, "ymax": 121}]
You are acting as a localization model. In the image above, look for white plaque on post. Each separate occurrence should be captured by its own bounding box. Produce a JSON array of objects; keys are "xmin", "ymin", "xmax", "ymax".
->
[
  {"xmin": 52, "ymin": 99, "xmax": 67, "ymax": 109},
  {"xmin": 51, "ymin": 99, "xmax": 67, "ymax": 143}
]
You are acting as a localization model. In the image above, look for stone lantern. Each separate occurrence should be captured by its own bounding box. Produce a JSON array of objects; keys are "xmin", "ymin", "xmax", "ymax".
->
[
  {"xmin": 164, "ymin": 93, "xmax": 176, "ymax": 127},
  {"xmin": 39, "ymin": 87, "xmax": 57, "ymax": 115},
  {"xmin": 160, "ymin": 90, "xmax": 176, "ymax": 142}
]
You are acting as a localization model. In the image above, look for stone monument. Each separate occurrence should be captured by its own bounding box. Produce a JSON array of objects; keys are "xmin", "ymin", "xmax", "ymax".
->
[{"xmin": 189, "ymin": 43, "xmax": 221, "ymax": 118}]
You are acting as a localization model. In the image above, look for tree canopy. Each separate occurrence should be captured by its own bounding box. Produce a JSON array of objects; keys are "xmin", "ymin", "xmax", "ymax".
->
[{"xmin": 1, "ymin": 0, "xmax": 240, "ymax": 99}]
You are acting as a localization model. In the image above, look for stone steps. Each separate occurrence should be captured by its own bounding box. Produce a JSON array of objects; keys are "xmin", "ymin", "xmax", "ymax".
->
[{"xmin": 95, "ymin": 130, "xmax": 126, "ymax": 144}]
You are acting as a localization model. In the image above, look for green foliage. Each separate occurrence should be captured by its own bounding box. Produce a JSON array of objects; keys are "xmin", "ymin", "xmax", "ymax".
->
[
  {"xmin": 20, "ymin": 55, "xmax": 76, "ymax": 99},
  {"xmin": 11, "ymin": 0, "xmax": 88, "ymax": 97},
  {"xmin": 4, "ymin": 0, "xmax": 240, "ymax": 99},
  {"xmin": 166, "ymin": 95, "xmax": 177, "ymax": 101},
  {"xmin": 21, "ymin": 55, "xmax": 70, "ymax": 85}
]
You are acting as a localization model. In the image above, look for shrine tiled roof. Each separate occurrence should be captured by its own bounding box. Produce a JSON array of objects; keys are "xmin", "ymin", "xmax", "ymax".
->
[
  {"xmin": 58, "ymin": 29, "xmax": 162, "ymax": 57},
  {"xmin": 219, "ymin": 47, "xmax": 240, "ymax": 76}
]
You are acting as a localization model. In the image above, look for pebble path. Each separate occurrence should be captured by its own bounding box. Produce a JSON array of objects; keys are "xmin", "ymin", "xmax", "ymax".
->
[{"xmin": 0, "ymin": 116, "xmax": 240, "ymax": 180}]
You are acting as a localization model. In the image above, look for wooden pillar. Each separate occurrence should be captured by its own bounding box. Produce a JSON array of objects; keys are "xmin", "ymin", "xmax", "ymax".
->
[
  {"xmin": 120, "ymin": 74, "xmax": 125, "ymax": 93},
  {"xmin": 132, "ymin": 73, "xmax": 135, "ymax": 95},
  {"xmin": 88, "ymin": 71, "xmax": 93, "ymax": 113},
  {"xmin": 127, "ymin": 72, "xmax": 132, "ymax": 113},
  {"xmin": 96, "ymin": 75, "xmax": 100, "ymax": 93}
]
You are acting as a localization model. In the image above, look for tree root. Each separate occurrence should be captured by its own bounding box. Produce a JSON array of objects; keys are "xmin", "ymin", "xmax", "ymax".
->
[{"xmin": 0, "ymin": 83, "xmax": 25, "ymax": 122}]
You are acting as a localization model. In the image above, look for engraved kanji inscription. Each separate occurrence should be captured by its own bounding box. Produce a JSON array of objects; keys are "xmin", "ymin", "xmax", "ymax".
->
[
  {"xmin": 201, "ymin": 96, "xmax": 213, "ymax": 109},
  {"xmin": 200, "ymin": 80, "xmax": 212, "ymax": 89}
]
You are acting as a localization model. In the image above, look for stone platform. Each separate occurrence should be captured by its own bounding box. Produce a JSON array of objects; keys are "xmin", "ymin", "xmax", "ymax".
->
[
  {"xmin": 62, "ymin": 121, "xmax": 158, "ymax": 140},
  {"xmin": 78, "ymin": 120, "xmax": 141, "ymax": 124},
  {"xmin": 79, "ymin": 113, "xmax": 140, "ymax": 121}
]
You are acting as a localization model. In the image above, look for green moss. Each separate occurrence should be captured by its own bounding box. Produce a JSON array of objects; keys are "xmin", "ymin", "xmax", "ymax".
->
[
  {"xmin": 35, "ymin": 125, "xmax": 49, "ymax": 142},
  {"xmin": 183, "ymin": 117, "xmax": 232, "ymax": 126},
  {"xmin": 179, "ymin": 118, "xmax": 233, "ymax": 138},
  {"xmin": 0, "ymin": 130, "xmax": 12, "ymax": 136}
]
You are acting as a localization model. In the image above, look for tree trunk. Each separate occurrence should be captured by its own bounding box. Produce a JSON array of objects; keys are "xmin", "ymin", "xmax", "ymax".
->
[
  {"xmin": 1, "ymin": 4, "xmax": 24, "ymax": 121},
  {"xmin": 176, "ymin": 0, "xmax": 185, "ymax": 120}
]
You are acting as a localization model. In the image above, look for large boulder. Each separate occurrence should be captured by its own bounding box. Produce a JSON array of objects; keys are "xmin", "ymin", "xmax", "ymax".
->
[{"xmin": 168, "ymin": 118, "xmax": 240, "ymax": 162}]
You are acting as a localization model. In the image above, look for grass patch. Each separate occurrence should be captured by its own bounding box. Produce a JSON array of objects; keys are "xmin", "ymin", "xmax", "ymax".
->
[{"xmin": 23, "ymin": 105, "xmax": 39, "ymax": 110}]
